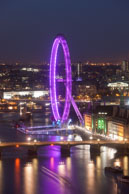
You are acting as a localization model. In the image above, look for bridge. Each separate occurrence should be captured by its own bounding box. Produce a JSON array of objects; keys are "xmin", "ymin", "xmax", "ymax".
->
[
  {"xmin": 17, "ymin": 127, "xmax": 73, "ymax": 135},
  {"xmin": 0, "ymin": 140, "xmax": 129, "ymax": 147},
  {"xmin": 16, "ymin": 124, "xmax": 75, "ymax": 134},
  {"xmin": 0, "ymin": 140, "xmax": 129, "ymax": 157}
]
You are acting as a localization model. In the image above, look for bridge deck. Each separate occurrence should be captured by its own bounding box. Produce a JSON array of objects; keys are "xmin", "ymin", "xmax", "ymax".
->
[
  {"xmin": 17, "ymin": 127, "xmax": 72, "ymax": 134},
  {"xmin": 0, "ymin": 140, "xmax": 129, "ymax": 148}
]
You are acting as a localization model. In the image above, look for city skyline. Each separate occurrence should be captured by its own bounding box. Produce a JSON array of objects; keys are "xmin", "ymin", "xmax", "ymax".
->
[
  {"xmin": 0, "ymin": 0, "xmax": 129, "ymax": 63},
  {"xmin": 1, "ymin": 1, "xmax": 129, "ymax": 194}
]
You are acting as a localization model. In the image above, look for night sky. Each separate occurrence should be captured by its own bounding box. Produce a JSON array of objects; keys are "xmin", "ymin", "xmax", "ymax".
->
[{"xmin": 0, "ymin": 0, "xmax": 129, "ymax": 63}]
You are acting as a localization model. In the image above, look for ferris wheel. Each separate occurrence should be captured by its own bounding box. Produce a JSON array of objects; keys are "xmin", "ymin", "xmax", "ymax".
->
[{"xmin": 49, "ymin": 35, "xmax": 84, "ymax": 125}]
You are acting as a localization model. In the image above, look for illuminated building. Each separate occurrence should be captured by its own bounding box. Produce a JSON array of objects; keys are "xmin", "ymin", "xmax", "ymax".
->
[
  {"xmin": 97, "ymin": 118, "xmax": 106, "ymax": 133},
  {"xmin": 94, "ymin": 116, "xmax": 107, "ymax": 135},
  {"xmin": 0, "ymin": 63, "xmax": 49, "ymax": 92},
  {"xmin": 121, "ymin": 60, "xmax": 129, "ymax": 72},
  {"xmin": 107, "ymin": 82, "xmax": 128, "ymax": 90},
  {"xmin": 3, "ymin": 90, "xmax": 49, "ymax": 100},
  {"xmin": 84, "ymin": 112, "xmax": 107, "ymax": 134},
  {"xmin": 84, "ymin": 105, "xmax": 129, "ymax": 138},
  {"xmin": 107, "ymin": 106, "xmax": 129, "ymax": 140},
  {"xmin": 108, "ymin": 120, "xmax": 124, "ymax": 140},
  {"xmin": 0, "ymin": 101, "xmax": 18, "ymax": 111},
  {"xmin": 75, "ymin": 84, "xmax": 97, "ymax": 97},
  {"xmin": 84, "ymin": 114, "xmax": 93, "ymax": 131}
]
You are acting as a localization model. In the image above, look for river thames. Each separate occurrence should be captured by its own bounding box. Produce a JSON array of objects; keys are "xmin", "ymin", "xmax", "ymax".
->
[{"xmin": 0, "ymin": 112, "xmax": 129, "ymax": 194}]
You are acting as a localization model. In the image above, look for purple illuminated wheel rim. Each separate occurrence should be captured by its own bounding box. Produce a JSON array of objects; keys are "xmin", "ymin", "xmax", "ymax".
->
[{"xmin": 50, "ymin": 35, "xmax": 72, "ymax": 123}]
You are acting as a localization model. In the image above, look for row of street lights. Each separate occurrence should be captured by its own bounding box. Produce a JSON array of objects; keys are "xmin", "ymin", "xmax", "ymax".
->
[
  {"xmin": 27, "ymin": 137, "xmax": 37, "ymax": 143},
  {"xmin": 89, "ymin": 136, "xmax": 128, "ymax": 142}
]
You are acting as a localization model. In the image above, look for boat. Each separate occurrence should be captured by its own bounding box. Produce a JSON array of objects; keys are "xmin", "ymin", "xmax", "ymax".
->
[
  {"xmin": 105, "ymin": 166, "xmax": 123, "ymax": 174},
  {"xmin": 12, "ymin": 120, "xmax": 24, "ymax": 129},
  {"xmin": 117, "ymin": 176, "xmax": 129, "ymax": 184},
  {"xmin": 19, "ymin": 112, "xmax": 32, "ymax": 121}
]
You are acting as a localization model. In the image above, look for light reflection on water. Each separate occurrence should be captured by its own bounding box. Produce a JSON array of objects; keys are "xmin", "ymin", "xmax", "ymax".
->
[
  {"xmin": 23, "ymin": 159, "xmax": 39, "ymax": 194},
  {"xmin": 0, "ymin": 148, "xmax": 129, "ymax": 194},
  {"xmin": 15, "ymin": 158, "xmax": 20, "ymax": 193},
  {"xmin": 66, "ymin": 157, "xmax": 72, "ymax": 177},
  {"xmin": 24, "ymin": 163, "xmax": 34, "ymax": 194},
  {"xmin": 87, "ymin": 161, "xmax": 95, "ymax": 193},
  {"xmin": 58, "ymin": 161, "xmax": 65, "ymax": 176},
  {"xmin": 123, "ymin": 156, "xmax": 129, "ymax": 176},
  {"xmin": 50, "ymin": 157, "xmax": 54, "ymax": 170},
  {"xmin": 96, "ymin": 156, "xmax": 101, "ymax": 179},
  {"xmin": 0, "ymin": 160, "xmax": 3, "ymax": 194},
  {"xmin": 114, "ymin": 158, "xmax": 121, "ymax": 167},
  {"xmin": 0, "ymin": 113, "xmax": 129, "ymax": 194}
]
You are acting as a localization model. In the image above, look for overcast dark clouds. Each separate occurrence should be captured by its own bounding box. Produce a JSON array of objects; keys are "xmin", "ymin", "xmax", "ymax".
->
[{"xmin": 0, "ymin": 0, "xmax": 129, "ymax": 63}]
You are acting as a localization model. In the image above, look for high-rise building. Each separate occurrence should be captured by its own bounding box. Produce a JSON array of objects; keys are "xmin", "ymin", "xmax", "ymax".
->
[
  {"xmin": 77, "ymin": 63, "xmax": 82, "ymax": 77},
  {"xmin": 121, "ymin": 60, "xmax": 129, "ymax": 72}
]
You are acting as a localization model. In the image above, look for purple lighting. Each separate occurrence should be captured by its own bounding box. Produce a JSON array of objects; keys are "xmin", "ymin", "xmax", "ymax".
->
[{"xmin": 50, "ymin": 35, "xmax": 72, "ymax": 123}]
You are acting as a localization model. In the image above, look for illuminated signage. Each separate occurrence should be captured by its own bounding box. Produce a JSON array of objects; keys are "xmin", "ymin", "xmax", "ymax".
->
[
  {"xmin": 84, "ymin": 114, "xmax": 92, "ymax": 130},
  {"xmin": 97, "ymin": 118, "xmax": 106, "ymax": 133}
]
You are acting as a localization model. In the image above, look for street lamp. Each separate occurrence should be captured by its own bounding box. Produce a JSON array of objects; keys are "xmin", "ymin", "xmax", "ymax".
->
[
  {"xmin": 60, "ymin": 136, "xmax": 64, "ymax": 140},
  {"xmin": 27, "ymin": 137, "xmax": 31, "ymax": 141}
]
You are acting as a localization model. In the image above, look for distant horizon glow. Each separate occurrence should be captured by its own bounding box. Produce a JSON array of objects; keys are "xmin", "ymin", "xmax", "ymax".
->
[{"xmin": 0, "ymin": 1, "xmax": 129, "ymax": 63}]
